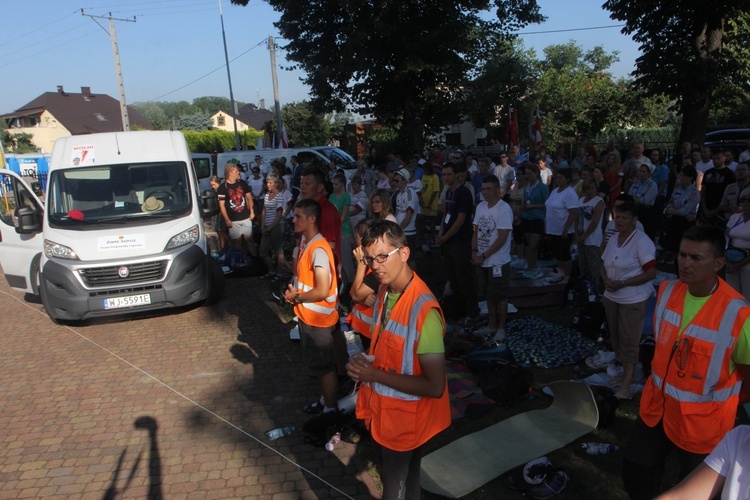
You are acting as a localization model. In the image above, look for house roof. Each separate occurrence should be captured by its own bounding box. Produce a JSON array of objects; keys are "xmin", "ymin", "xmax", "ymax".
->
[
  {"xmin": 236, "ymin": 104, "xmax": 274, "ymax": 130},
  {"xmin": 0, "ymin": 87, "xmax": 151, "ymax": 134}
]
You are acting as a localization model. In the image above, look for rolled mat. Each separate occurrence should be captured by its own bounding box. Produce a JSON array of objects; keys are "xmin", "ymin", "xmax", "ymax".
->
[{"xmin": 420, "ymin": 380, "xmax": 599, "ymax": 498}]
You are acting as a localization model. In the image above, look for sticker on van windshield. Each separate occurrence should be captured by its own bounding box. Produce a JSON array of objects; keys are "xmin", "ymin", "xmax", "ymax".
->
[
  {"xmin": 98, "ymin": 234, "xmax": 145, "ymax": 251},
  {"xmin": 71, "ymin": 145, "xmax": 95, "ymax": 166}
]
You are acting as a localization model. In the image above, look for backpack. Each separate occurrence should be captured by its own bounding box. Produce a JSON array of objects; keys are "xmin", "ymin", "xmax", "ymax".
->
[
  {"xmin": 564, "ymin": 276, "xmax": 596, "ymax": 310},
  {"xmin": 572, "ymin": 300, "xmax": 608, "ymax": 341},
  {"xmin": 476, "ymin": 363, "xmax": 534, "ymax": 409}
]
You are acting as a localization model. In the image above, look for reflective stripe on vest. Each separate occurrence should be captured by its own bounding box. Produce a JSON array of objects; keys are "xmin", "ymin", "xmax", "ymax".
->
[
  {"xmin": 295, "ymin": 234, "xmax": 338, "ymax": 325},
  {"xmin": 651, "ymin": 285, "xmax": 745, "ymax": 404},
  {"xmin": 370, "ymin": 293, "xmax": 434, "ymax": 402},
  {"xmin": 653, "ymin": 280, "xmax": 678, "ymax": 343}
]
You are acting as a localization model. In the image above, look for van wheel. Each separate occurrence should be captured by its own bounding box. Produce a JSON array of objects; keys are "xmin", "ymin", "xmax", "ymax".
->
[{"xmin": 204, "ymin": 256, "xmax": 225, "ymax": 306}]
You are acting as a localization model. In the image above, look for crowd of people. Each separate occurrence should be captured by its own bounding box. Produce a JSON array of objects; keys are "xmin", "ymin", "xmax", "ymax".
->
[{"xmin": 207, "ymin": 137, "xmax": 750, "ymax": 499}]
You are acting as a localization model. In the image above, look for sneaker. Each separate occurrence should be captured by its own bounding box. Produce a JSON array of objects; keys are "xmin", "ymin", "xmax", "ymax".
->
[
  {"xmin": 502, "ymin": 456, "xmax": 554, "ymax": 491},
  {"xmin": 507, "ymin": 303, "xmax": 518, "ymax": 314},
  {"xmin": 585, "ymin": 350, "xmax": 616, "ymax": 369},
  {"xmin": 473, "ymin": 325, "xmax": 495, "ymax": 337},
  {"xmin": 526, "ymin": 470, "xmax": 569, "ymax": 499},
  {"xmin": 493, "ymin": 329, "xmax": 506, "ymax": 342}
]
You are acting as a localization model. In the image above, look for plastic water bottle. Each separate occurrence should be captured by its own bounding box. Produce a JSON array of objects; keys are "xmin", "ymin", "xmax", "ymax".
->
[
  {"xmin": 265, "ymin": 426, "xmax": 295, "ymax": 441},
  {"xmin": 570, "ymin": 243, "xmax": 578, "ymax": 261},
  {"xmin": 581, "ymin": 442, "xmax": 619, "ymax": 455},
  {"xmin": 325, "ymin": 432, "xmax": 341, "ymax": 451}
]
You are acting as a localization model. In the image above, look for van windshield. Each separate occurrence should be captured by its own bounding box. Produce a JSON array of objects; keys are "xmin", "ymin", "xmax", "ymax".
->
[
  {"xmin": 47, "ymin": 162, "xmax": 191, "ymax": 228},
  {"xmin": 314, "ymin": 147, "xmax": 356, "ymax": 169}
]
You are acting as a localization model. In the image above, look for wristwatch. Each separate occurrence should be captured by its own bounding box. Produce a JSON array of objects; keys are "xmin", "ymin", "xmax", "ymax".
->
[{"xmin": 293, "ymin": 293, "xmax": 302, "ymax": 304}]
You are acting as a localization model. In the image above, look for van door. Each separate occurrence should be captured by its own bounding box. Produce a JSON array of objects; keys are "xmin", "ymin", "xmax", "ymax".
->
[{"xmin": 0, "ymin": 169, "xmax": 45, "ymax": 294}]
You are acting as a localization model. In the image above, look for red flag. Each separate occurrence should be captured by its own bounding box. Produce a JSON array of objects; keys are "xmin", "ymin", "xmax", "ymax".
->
[
  {"xmin": 280, "ymin": 124, "xmax": 288, "ymax": 149},
  {"xmin": 510, "ymin": 109, "xmax": 519, "ymax": 147}
]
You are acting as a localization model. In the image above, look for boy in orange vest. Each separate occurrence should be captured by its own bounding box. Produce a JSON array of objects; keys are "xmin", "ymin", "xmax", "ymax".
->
[
  {"xmin": 346, "ymin": 220, "xmax": 450, "ymax": 499},
  {"xmin": 284, "ymin": 199, "xmax": 340, "ymax": 415}
]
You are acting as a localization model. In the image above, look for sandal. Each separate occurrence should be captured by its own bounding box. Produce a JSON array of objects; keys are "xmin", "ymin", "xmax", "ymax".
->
[{"xmin": 303, "ymin": 400, "xmax": 324, "ymax": 414}]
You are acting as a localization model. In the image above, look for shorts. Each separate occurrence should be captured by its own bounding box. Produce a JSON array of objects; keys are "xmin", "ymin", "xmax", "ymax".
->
[
  {"xmin": 228, "ymin": 217, "xmax": 253, "ymax": 240},
  {"xmin": 299, "ymin": 320, "xmax": 336, "ymax": 377},
  {"xmin": 549, "ymin": 233, "xmax": 573, "ymax": 261},
  {"xmin": 521, "ymin": 218, "xmax": 544, "ymax": 235},
  {"xmin": 259, "ymin": 224, "xmax": 284, "ymax": 256},
  {"xmin": 476, "ymin": 263, "xmax": 510, "ymax": 302}
]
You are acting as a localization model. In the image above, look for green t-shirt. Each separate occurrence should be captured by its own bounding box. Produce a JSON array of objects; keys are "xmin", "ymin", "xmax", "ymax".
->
[
  {"xmin": 679, "ymin": 291, "xmax": 750, "ymax": 371},
  {"xmin": 328, "ymin": 192, "xmax": 352, "ymax": 236},
  {"xmin": 386, "ymin": 293, "xmax": 445, "ymax": 355}
]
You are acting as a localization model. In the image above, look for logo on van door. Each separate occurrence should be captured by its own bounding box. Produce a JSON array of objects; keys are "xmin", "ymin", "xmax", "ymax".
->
[{"xmin": 118, "ymin": 266, "xmax": 130, "ymax": 278}]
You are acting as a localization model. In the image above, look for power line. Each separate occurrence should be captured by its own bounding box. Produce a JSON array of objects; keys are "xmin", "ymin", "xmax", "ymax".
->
[
  {"xmin": 0, "ymin": 10, "xmax": 79, "ymax": 49},
  {"xmin": 514, "ymin": 23, "xmax": 625, "ymax": 36},
  {"xmin": 145, "ymin": 38, "xmax": 266, "ymax": 102}
]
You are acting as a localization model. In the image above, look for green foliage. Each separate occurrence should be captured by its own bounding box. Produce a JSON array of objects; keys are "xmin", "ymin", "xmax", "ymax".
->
[
  {"xmin": 135, "ymin": 102, "xmax": 169, "ymax": 130},
  {"xmin": 177, "ymin": 113, "xmax": 214, "ymax": 131},
  {"xmin": 191, "ymin": 96, "xmax": 242, "ymax": 117},
  {"xmin": 233, "ymin": 0, "xmax": 544, "ymax": 152},
  {"xmin": 182, "ymin": 129, "xmax": 263, "ymax": 153},
  {"xmin": 365, "ymin": 126, "xmax": 401, "ymax": 161},
  {"xmin": 603, "ymin": 0, "xmax": 750, "ymax": 144},
  {"xmin": 1, "ymin": 130, "xmax": 39, "ymax": 153},
  {"xmin": 593, "ymin": 126, "xmax": 679, "ymax": 153},
  {"xmin": 279, "ymin": 101, "xmax": 354, "ymax": 147}
]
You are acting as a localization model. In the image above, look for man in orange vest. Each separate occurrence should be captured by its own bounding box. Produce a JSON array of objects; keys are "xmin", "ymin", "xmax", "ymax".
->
[
  {"xmin": 284, "ymin": 199, "xmax": 340, "ymax": 415},
  {"xmin": 622, "ymin": 225, "xmax": 750, "ymax": 499},
  {"xmin": 346, "ymin": 220, "xmax": 450, "ymax": 500}
]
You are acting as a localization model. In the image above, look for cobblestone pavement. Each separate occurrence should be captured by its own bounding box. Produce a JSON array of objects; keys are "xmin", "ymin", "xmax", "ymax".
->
[{"xmin": 0, "ymin": 270, "xmax": 379, "ymax": 499}]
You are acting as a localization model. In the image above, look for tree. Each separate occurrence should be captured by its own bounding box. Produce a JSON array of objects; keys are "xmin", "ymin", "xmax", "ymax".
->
[
  {"xmin": 603, "ymin": 0, "xmax": 750, "ymax": 146},
  {"xmin": 281, "ymin": 101, "xmax": 333, "ymax": 147},
  {"xmin": 2, "ymin": 130, "xmax": 38, "ymax": 153},
  {"xmin": 134, "ymin": 102, "xmax": 170, "ymax": 130},
  {"xmin": 177, "ymin": 113, "xmax": 213, "ymax": 131},
  {"xmin": 529, "ymin": 43, "xmax": 630, "ymax": 146},
  {"xmin": 231, "ymin": 0, "xmax": 544, "ymax": 153},
  {"xmin": 191, "ymin": 96, "xmax": 246, "ymax": 116}
]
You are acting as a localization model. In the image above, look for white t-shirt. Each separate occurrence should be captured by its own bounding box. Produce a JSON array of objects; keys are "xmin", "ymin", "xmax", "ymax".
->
[
  {"xmin": 704, "ymin": 425, "xmax": 750, "ymax": 500},
  {"xmin": 696, "ymin": 159, "xmax": 714, "ymax": 174},
  {"xmin": 407, "ymin": 179, "xmax": 423, "ymax": 215},
  {"xmin": 472, "ymin": 199, "xmax": 513, "ymax": 267},
  {"xmin": 494, "ymin": 164, "xmax": 515, "ymax": 192},
  {"xmin": 281, "ymin": 189, "xmax": 294, "ymax": 219},
  {"xmin": 578, "ymin": 195, "xmax": 604, "ymax": 247},
  {"xmin": 727, "ymin": 213, "xmax": 750, "ymax": 249},
  {"xmin": 601, "ymin": 229, "xmax": 656, "ymax": 304},
  {"xmin": 395, "ymin": 187, "xmax": 419, "ymax": 235},
  {"xmin": 247, "ymin": 176, "xmax": 265, "ymax": 199},
  {"xmin": 349, "ymin": 189, "xmax": 369, "ymax": 229},
  {"xmin": 539, "ymin": 168, "xmax": 552, "ymax": 187},
  {"xmin": 545, "ymin": 186, "xmax": 579, "ymax": 235}
]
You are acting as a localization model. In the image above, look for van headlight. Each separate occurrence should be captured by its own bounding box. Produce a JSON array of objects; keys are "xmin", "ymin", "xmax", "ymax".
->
[
  {"xmin": 165, "ymin": 225, "xmax": 199, "ymax": 250},
  {"xmin": 44, "ymin": 240, "xmax": 79, "ymax": 260}
]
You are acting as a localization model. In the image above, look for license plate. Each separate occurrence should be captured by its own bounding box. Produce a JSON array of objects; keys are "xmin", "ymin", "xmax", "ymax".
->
[{"xmin": 103, "ymin": 294, "xmax": 151, "ymax": 310}]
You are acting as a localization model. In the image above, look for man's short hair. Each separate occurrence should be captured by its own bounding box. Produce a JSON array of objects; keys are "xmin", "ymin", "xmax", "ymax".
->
[
  {"xmin": 301, "ymin": 166, "xmax": 326, "ymax": 186},
  {"xmin": 682, "ymin": 224, "xmax": 726, "ymax": 258},
  {"xmin": 615, "ymin": 193, "xmax": 635, "ymax": 203},
  {"xmin": 442, "ymin": 162, "xmax": 457, "ymax": 174},
  {"xmin": 482, "ymin": 174, "xmax": 500, "ymax": 188},
  {"xmin": 361, "ymin": 220, "xmax": 408, "ymax": 249},
  {"xmin": 681, "ymin": 165, "xmax": 698, "ymax": 182},
  {"xmin": 614, "ymin": 200, "xmax": 637, "ymax": 218},
  {"xmin": 295, "ymin": 198, "xmax": 321, "ymax": 225}
]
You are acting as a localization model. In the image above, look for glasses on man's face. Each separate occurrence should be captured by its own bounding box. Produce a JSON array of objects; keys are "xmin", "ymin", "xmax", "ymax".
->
[{"xmin": 360, "ymin": 247, "xmax": 401, "ymax": 267}]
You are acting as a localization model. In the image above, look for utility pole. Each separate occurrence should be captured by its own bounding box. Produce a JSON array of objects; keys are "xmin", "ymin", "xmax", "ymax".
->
[
  {"xmin": 219, "ymin": 0, "xmax": 241, "ymax": 151},
  {"xmin": 81, "ymin": 10, "xmax": 135, "ymax": 132},
  {"xmin": 269, "ymin": 36, "xmax": 283, "ymax": 148}
]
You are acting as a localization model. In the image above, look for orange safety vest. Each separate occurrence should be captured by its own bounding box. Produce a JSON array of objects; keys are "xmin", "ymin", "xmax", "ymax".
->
[
  {"xmin": 355, "ymin": 273, "xmax": 451, "ymax": 452},
  {"xmin": 294, "ymin": 233, "xmax": 339, "ymax": 328},
  {"xmin": 347, "ymin": 302, "xmax": 374, "ymax": 339},
  {"xmin": 639, "ymin": 279, "xmax": 750, "ymax": 454}
]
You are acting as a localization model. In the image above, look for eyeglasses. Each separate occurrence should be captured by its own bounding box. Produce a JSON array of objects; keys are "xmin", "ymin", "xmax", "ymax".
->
[{"xmin": 360, "ymin": 247, "xmax": 401, "ymax": 266}]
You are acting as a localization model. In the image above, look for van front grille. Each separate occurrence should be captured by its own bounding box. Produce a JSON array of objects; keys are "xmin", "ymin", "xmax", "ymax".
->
[{"xmin": 79, "ymin": 261, "xmax": 167, "ymax": 288}]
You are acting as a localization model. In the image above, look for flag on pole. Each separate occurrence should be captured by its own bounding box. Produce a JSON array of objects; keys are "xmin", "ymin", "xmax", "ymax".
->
[
  {"xmin": 531, "ymin": 107, "xmax": 542, "ymax": 147},
  {"xmin": 280, "ymin": 124, "xmax": 288, "ymax": 149},
  {"xmin": 510, "ymin": 108, "xmax": 519, "ymax": 147}
]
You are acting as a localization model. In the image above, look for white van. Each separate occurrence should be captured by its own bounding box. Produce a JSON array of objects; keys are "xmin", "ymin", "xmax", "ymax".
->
[
  {"xmin": 0, "ymin": 131, "xmax": 224, "ymax": 323},
  {"xmin": 191, "ymin": 152, "xmax": 215, "ymax": 194},
  {"xmin": 216, "ymin": 146, "xmax": 356, "ymax": 178}
]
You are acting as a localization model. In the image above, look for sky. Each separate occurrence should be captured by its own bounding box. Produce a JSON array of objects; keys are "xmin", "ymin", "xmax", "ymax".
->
[{"xmin": 0, "ymin": 0, "xmax": 641, "ymax": 115}]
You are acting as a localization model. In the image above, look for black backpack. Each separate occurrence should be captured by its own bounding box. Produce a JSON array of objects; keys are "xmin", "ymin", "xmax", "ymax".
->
[
  {"xmin": 572, "ymin": 300, "xmax": 608, "ymax": 341},
  {"xmin": 476, "ymin": 362, "xmax": 534, "ymax": 409}
]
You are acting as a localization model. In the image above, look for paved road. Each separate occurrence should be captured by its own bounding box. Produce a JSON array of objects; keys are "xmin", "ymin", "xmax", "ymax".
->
[{"xmin": 0, "ymin": 271, "xmax": 377, "ymax": 499}]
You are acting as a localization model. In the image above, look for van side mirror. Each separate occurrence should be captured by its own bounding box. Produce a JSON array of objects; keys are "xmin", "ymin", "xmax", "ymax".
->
[
  {"xmin": 15, "ymin": 206, "xmax": 42, "ymax": 234},
  {"xmin": 200, "ymin": 189, "xmax": 219, "ymax": 218}
]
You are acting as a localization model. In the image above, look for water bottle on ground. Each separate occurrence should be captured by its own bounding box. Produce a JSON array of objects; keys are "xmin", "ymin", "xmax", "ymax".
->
[
  {"xmin": 325, "ymin": 432, "xmax": 341, "ymax": 451},
  {"xmin": 581, "ymin": 442, "xmax": 619, "ymax": 455},
  {"xmin": 266, "ymin": 426, "xmax": 295, "ymax": 440}
]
